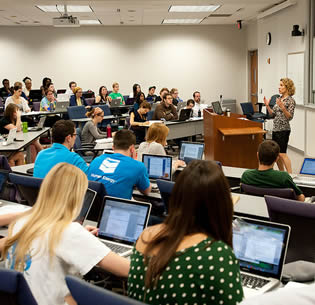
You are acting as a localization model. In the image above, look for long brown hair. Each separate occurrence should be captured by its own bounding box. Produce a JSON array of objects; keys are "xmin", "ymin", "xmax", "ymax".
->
[
  {"xmin": 143, "ymin": 160, "xmax": 233, "ymax": 288},
  {"xmin": 4, "ymin": 103, "xmax": 19, "ymax": 124}
]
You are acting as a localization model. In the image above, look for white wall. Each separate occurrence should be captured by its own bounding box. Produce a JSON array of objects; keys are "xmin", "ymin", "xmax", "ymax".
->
[
  {"xmin": 0, "ymin": 25, "xmax": 247, "ymax": 104},
  {"xmin": 245, "ymin": 0, "xmax": 310, "ymax": 153}
]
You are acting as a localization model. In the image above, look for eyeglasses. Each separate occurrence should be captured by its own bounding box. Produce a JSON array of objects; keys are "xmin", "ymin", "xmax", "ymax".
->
[{"xmin": 72, "ymin": 133, "xmax": 77, "ymax": 137}]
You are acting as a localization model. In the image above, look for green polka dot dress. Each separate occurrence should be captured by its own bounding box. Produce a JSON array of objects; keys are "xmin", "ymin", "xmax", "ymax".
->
[{"xmin": 127, "ymin": 238, "xmax": 244, "ymax": 304}]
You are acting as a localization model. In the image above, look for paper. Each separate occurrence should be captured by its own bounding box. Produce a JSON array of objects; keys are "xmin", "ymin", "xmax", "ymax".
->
[
  {"xmin": 95, "ymin": 138, "xmax": 113, "ymax": 144},
  {"xmin": 148, "ymin": 120, "xmax": 164, "ymax": 126},
  {"xmin": 0, "ymin": 205, "xmax": 31, "ymax": 215},
  {"xmin": 232, "ymin": 195, "xmax": 240, "ymax": 205}
]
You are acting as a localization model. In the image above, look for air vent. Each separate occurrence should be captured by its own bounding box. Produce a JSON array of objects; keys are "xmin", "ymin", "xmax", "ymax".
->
[
  {"xmin": 128, "ymin": 10, "xmax": 136, "ymax": 12},
  {"xmin": 208, "ymin": 14, "xmax": 232, "ymax": 17}
]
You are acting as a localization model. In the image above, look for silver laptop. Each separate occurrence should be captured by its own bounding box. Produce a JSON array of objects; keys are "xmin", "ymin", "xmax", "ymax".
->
[
  {"xmin": 2, "ymin": 128, "xmax": 17, "ymax": 146},
  {"xmin": 97, "ymin": 196, "xmax": 151, "ymax": 257},
  {"xmin": 55, "ymin": 101, "xmax": 69, "ymax": 112},
  {"xmin": 293, "ymin": 158, "xmax": 315, "ymax": 186},
  {"xmin": 110, "ymin": 98, "xmax": 123, "ymax": 106},
  {"xmin": 142, "ymin": 154, "xmax": 172, "ymax": 184},
  {"xmin": 28, "ymin": 116, "xmax": 46, "ymax": 132},
  {"xmin": 75, "ymin": 188, "xmax": 97, "ymax": 225},
  {"xmin": 179, "ymin": 141, "xmax": 204, "ymax": 162},
  {"xmin": 176, "ymin": 102, "xmax": 186, "ymax": 112},
  {"xmin": 233, "ymin": 217, "xmax": 290, "ymax": 298},
  {"xmin": 57, "ymin": 93, "xmax": 70, "ymax": 102}
]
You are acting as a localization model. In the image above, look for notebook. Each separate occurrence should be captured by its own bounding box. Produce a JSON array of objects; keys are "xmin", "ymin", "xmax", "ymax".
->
[
  {"xmin": 233, "ymin": 217, "xmax": 290, "ymax": 298},
  {"xmin": 293, "ymin": 158, "xmax": 315, "ymax": 186},
  {"xmin": 97, "ymin": 196, "xmax": 151, "ymax": 257},
  {"xmin": 142, "ymin": 154, "xmax": 172, "ymax": 183},
  {"xmin": 28, "ymin": 116, "xmax": 46, "ymax": 131},
  {"xmin": 55, "ymin": 101, "xmax": 69, "ymax": 112},
  {"xmin": 75, "ymin": 188, "xmax": 97, "ymax": 225},
  {"xmin": 179, "ymin": 141, "xmax": 204, "ymax": 162},
  {"xmin": 2, "ymin": 128, "xmax": 17, "ymax": 146}
]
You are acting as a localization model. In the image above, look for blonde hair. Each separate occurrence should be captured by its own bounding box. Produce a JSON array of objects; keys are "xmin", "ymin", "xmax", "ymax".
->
[
  {"xmin": 2, "ymin": 163, "xmax": 88, "ymax": 271},
  {"xmin": 280, "ymin": 78, "xmax": 295, "ymax": 96},
  {"xmin": 146, "ymin": 123, "xmax": 169, "ymax": 145},
  {"xmin": 112, "ymin": 82, "xmax": 119, "ymax": 89},
  {"xmin": 73, "ymin": 87, "xmax": 82, "ymax": 95}
]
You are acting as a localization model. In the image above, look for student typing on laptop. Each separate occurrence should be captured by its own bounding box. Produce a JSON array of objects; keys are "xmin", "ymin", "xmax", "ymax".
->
[
  {"xmin": 1, "ymin": 163, "xmax": 129, "ymax": 305},
  {"xmin": 40, "ymin": 89, "xmax": 61, "ymax": 127},
  {"xmin": 128, "ymin": 160, "xmax": 244, "ymax": 304},
  {"xmin": 241, "ymin": 140, "xmax": 305, "ymax": 201},
  {"xmin": 152, "ymin": 93, "xmax": 178, "ymax": 121},
  {"xmin": 88, "ymin": 129, "xmax": 151, "ymax": 199}
]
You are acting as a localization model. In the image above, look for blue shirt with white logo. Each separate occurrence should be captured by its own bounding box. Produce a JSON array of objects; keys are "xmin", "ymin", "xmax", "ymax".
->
[
  {"xmin": 33, "ymin": 143, "xmax": 89, "ymax": 178},
  {"xmin": 88, "ymin": 153, "xmax": 150, "ymax": 199}
]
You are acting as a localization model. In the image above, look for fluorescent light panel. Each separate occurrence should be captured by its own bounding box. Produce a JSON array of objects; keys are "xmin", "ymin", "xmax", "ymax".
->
[
  {"xmin": 169, "ymin": 5, "xmax": 220, "ymax": 13},
  {"xmin": 36, "ymin": 5, "xmax": 92, "ymax": 13},
  {"xmin": 163, "ymin": 19, "xmax": 203, "ymax": 24},
  {"xmin": 80, "ymin": 19, "xmax": 101, "ymax": 25}
]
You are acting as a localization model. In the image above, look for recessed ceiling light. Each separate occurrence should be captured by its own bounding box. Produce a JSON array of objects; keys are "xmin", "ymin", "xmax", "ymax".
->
[
  {"xmin": 36, "ymin": 5, "xmax": 93, "ymax": 13},
  {"xmin": 162, "ymin": 18, "xmax": 203, "ymax": 24},
  {"xmin": 169, "ymin": 5, "xmax": 220, "ymax": 13},
  {"xmin": 79, "ymin": 19, "xmax": 101, "ymax": 25}
]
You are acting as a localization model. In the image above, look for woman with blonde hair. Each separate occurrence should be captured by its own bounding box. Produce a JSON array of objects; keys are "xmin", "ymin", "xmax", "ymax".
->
[
  {"xmin": 263, "ymin": 78, "xmax": 296, "ymax": 173},
  {"xmin": 1, "ymin": 163, "xmax": 129, "ymax": 305},
  {"xmin": 137, "ymin": 123, "xmax": 185, "ymax": 169},
  {"xmin": 81, "ymin": 107, "xmax": 107, "ymax": 144},
  {"xmin": 69, "ymin": 87, "xmax": 87, "ymax": 106}
]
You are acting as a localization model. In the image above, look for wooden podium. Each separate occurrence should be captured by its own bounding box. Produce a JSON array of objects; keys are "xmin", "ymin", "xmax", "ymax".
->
[{"xmin": 203, "ymin": 109, "xmax": 266, "ymax": 169}]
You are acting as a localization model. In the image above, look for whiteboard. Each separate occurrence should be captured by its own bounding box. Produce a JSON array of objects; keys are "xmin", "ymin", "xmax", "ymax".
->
[{"xmin": 287, "ymin": 52, "xmax": 304, "ymax": 105}]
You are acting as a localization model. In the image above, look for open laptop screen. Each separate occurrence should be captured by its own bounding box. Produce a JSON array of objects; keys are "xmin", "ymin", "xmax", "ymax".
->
[
  {"xmin": 233, "ymin": 217, "xmax": 289, "ymax": 279},
  {"xmin": 300, "ymin": 158, "xmax": 315, "ymax": 175},
  {"xmin": 212, "ymin": 101, "xmax": 223, "ymax": 115},
  {"xmin": 98, "ymin": 198, "xmax": 150, "ymax": 245},
  {"xmin": 142, "ymin": 154, "xmax": 172, "ymax": 181},
  {"xmin": 179, "ymin": 142, "xmax": 204, "ymax": 161},
  {"xmin": 75, "ymin": 188, "xmax": 97, "ymax": 225}
]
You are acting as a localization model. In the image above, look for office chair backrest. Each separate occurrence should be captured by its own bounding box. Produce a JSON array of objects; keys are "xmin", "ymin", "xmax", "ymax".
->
[
  {"xmin": 147, "ymin": 110, "xmax": 154, "ymax": 121},
  {"xmin": 156, "ymin": 179, "xmax": 175, "ymax": 214},
  {"xmin": 86, "ymin": 180, "xmax": 107, "ymax": 221},
  {"xmin": 240, "ymin": 102, "xmax": 254, "ymax": 116},
  {"xmin": 9, "ymin": 173, "xmax": 43, "ymax": 206},
  {"xmin": 95, "ymin": 104, "xmax": 111, "ymax": 116},
  {"xmin": 126, "ymin": 97, "xmax": 135, "ymax": 105},
  {"xmin": 265, "ymin": 195, "xmax": 315, "ymax": 263},
  {"xmin": 241, "ymin": 183, "xmax": 296, "ymax": 200},
  {"xmin": 0, "ymin": 268, "xmax": 38, "ymax": 305},
  {"xmin": 74, "ymin": 128, "xmax": 83, "ymax": 152},
  {"xmin": 0, "ymin": 155, "xmax": 17, "ymax": 202},
  {"xmin": 84, "ymin": 98, "xmax": 95, "ymax": 106},
  {"xmin": 67, "ymin": 106, "xmax": 86, "ymax": 120},
  {"xmin": 66, "ymin": 276, "xmax": 144, "ymax": 305}
]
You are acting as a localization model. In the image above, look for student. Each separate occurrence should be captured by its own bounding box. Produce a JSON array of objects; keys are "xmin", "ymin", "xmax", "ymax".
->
[
  {"xmin": 0, "ymin": 104, "xmax": 24, "ymax": 166},
  {"xmin": 170, "ymin": 88, "xmax": 183, "ymax": 106},
  {"xmin": 137, "ymin": 123, "xmax": 185, "ymax": 169},
  {"xmin": 108, "ymin": 82, "xmax": 125, "ymax": 104},
  {"xmin": 186, "ymin": 99, "xmax": 195, "ymax": 109},
  {"xmin": 130, "ymin": 83, "xmax": 141, "ymax": 98},
  {"xmin": 128, "ymin": 160, "xmax": 244, "ymax": 304},
  {"xmin": 155, "ymin": 87, "xmax": 169, "ymax": 102},
  {"xmin": 22, "ymin": 77, "xmax": 32, "ymax": 99},
  {"xmin": 153, "ymin": 93, "xmax": 178, "ymax": 121},
  {"xmin": 0, "ymin": 79, "xmax": 11, "ymax": 99},
  {"xmin": 81, "ymin": 107, "xmax": 107, "ymax": 144},
  {"xmin": 40, "ymin": 89, "xmax": 61, "ymax": 127},
  {"xmin": 241, "ymin": 140, "xmax": 305, "ymax": 201},
  {"xmin": 65, "ymin": 81, "xmax": 77, "ymax": 96},
  {"xmin": 192, "ymin": 91, "xmax": 202, "ymax": 117},
  {"xmin": 70, "ymin": 87, "xmax": 87, "ymax": 107},
  {"xmin": 133, "ymin": 91, "xmax": 146, "ymax": 111},
  {"xmin": 88, "ymin": 129, "xmax": 151, "ymax": 199},
  {"xmin": 94, "ymin": 86, "xmax": 111, "ymax": 105},
  {"xmin": 2, "ymin": 163, "xmax": 130, "ymax": 305},
  {"xmin": 5, "ymin": 83, "xmax": 30, "ymax": 113},
  {"xmin": 45, "ymin": 82, "xmax": 57, "ymax": 98},
  {"xmin": 33, "ymin": 120, "xmax": 89, "ymax": 178},
  {"xmin": 146, "ymin": 86, "xmax": 157, "ymax": 102},
  {"xmin": 130, "ymin": 101, "xmax": 151, "ymax": 144},
  {"xmin": 40, "ymin": 77, "xmax": 52, "ymax": 97}
]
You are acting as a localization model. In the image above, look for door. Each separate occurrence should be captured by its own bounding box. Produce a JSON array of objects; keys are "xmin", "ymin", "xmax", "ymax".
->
[{"xmin": 250, "ymin": 50, "xmax": 258, "ymax": 111}]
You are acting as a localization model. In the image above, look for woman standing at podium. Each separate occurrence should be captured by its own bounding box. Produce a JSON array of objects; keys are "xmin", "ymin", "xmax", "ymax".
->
[{"xmin": 263, "ymin": 78, "xmax": 296, "ymax": 173}]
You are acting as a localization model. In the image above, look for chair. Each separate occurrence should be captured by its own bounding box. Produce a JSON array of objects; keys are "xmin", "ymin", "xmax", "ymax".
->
[
  {"xmin": 73, "ymin": 128, "xmax": 99, "ymax": 163},
  {"xmin": 265, "ymin": 195, "xmax": 315, "ymax": 263},
  {"xmin": 67, "ymin": 106, "xmax": 86, "ymax": 120},
  {"xmin": 32, "ymin": 102, "xmax": 40, "ymax": 112},
  {"xmin": 240, "ymin": 102, "xmax": 266, "ymax": 122},
  {"xmin": 123, "ymin": 95, "xmax": 129, "ymax": 102},
  {"xmin": 0, "ymin": 97, "xmax": 4, "ymax": 112},
  {"xmin": 9, "ymin": 173, "xmax": 43, "ymax": 206},
  {"xmin": 126, "ymin": 97, "xmax": 135, "ymax": 105},
  {"xmin": 241, "ymin": 183, "xmax": 296, "ymax": 199},
  {"xmin": 86, "ymin": 180, "xmax": 107, "ymax": 221},
  {"xmin": 95, "ymin": 104, "xmax": 112, "ymax": 127},
  {"xmin": 85, "ymin": 97, "xmax": 95, "ymax": 106},
  {"xmin": 0, "ymin": 268, "xmax": 38, "ymax": 305},
  {"xmin": 66, "ymin": 275, "xmax": 144, "ymax": 305},
  {"xmin": 147, "ymin": 110, "xmax": 154, "ymax": 121},
  {"xmin": 156, "ymin": 179, "xmax": 175, "ymax": 214},
  {"xmin": 0, "ymin": 156, "xmax": 18, "ymax": 202}
]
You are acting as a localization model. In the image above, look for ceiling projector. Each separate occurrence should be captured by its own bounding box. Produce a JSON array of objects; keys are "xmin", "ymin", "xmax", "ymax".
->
[{"xmin": 53, "ymin": 15, "xmax": 80, "ymax": 27}]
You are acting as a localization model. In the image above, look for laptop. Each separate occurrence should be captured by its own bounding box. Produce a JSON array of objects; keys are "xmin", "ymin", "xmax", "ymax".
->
[
  {"xmin": 28, "ymin": 116, "xmax": 46, "ymax": 132},
  {"xmin": 57, "ymin": 93, "xmax": 70, "ymax": 102},
  {"xmin": 142, "ymin": 154, "xmax": 172, "ymax": 183},
  {"xmin": 55, "ymin": 101, "xmax": 69, "ymax": 112},
  {"xmin": 57, "ymin": 89, "xmax": 66, "ymax": 94},
  {"xmin": 212, "ymin": 101, "xmax": 224, "ymax": 115},
  {"xmin": 97, "ymin": 196, "xmax": 151, "ymax": 257},
  {"xmin": 179, "ymin": 141, "xmax": 204, "ymax": 163},
  {"xmin": 29, "ymin": 89, "xmax": 42, "ymax": 102},
  {"xmin": 2, "ymin": 128, "xmax": 17, "ymax": 146},
  {"xmin": 176, "ymin": 102, "xmax": 186, "ymax": 113},
  {"xmin": 177, "ymin": 108, "xmax": 192, "ymax": 121},
  {"xmin": 110, "ymin": 98, "xmax": 123, "ymax": 106},
  {"xmin": 293, "ymin": 158, "xmax": 315, "ymax": 186},
  {"xmin": 75, "ymin": 188, "xmax": 97, "ymax": 225},
  {"xmin": 233, "ymin": 216, "xmax": 290, "ymax": 298}
]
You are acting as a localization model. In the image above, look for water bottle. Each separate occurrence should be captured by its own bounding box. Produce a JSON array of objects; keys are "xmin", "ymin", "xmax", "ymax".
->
[
  {"xmin": 219, "ymin": 94, "xmax": 223, "ymax": 108},
  {"xmin": 49, "ymin": 102, "xmax": 54, "ymax": 112},
  {"xmin": 107, "ymin": 124, "xmax": 112, "ymax": 138},
  {"xmin": 198, "ymin": 109, "xmax": 201, "ymax": 117}
]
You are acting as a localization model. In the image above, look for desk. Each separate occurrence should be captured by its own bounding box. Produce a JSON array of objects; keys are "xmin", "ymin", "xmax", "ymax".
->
[
  {"xmin": 21, "ymin": 110, "xmax": 67, "ymax": 117},
  {"xmin": 11, "ymin": 163, "xmax": 34, "ymax": 175},
  {"xmin": 72, "ymin": 113, "xmax": 129, "ymax": 128},
  {"xmin": 0, "ymin": 128, "xmax": 49, "ymax": 163}
]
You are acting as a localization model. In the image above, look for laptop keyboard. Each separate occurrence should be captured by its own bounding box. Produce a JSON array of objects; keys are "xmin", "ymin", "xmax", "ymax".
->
[
  {"xmin": 294, "ymin": 176, "xmax": 315, "ymax": 186},
  {"xmin": 103, "ymin": 242, "xmax": 131, "ymax": 254},
  {"xmin": 241, "ymin": 274, "xmax": 270, "ymax": 290}
]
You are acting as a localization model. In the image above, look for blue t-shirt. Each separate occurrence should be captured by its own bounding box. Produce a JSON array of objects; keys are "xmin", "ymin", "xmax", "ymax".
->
[
  {"xmin": 33, "ymin": 143, "xmax": 89, "ymax": 178},
  {"xmin": 88, "ymin": 153, "xmax": 150, "ymax": 199}
]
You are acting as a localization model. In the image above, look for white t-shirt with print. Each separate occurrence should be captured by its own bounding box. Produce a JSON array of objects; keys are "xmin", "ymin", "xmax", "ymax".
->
[{"xmin": 5, "ymin": 219, "xmax": 110, "ymax": 305}]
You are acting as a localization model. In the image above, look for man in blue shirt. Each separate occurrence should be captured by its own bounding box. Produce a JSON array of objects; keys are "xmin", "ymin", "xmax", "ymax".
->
[
  {"xmin": 34, "ymin": 120, "xmax": 88, "ymax": 178},
  {"xmin": 88, "ymin": 129, "xmax": 151, "ymax": 199}
]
